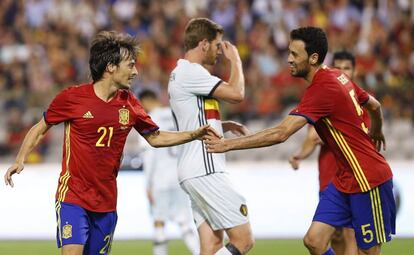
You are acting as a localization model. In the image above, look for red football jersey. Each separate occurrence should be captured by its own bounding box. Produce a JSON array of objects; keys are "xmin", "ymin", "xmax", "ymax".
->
[
  {"xmin": 45, "ymin": 83, "xmax": 159, "ymax": 212},
  {"xmin": 290, "ymin": 66, "xmax": 392, "ymax": 193},
  {"xmin": 318, "ymin": 108, "xmax": 370, "ymax": 192}
]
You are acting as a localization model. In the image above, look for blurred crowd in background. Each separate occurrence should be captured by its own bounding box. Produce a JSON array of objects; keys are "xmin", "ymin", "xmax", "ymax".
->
[{"xmin": 0, "ymin": 0, "xmax": 413, "ymax": 162}]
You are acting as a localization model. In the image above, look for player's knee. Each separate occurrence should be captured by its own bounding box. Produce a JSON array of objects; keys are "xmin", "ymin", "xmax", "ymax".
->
[
  {"xmin": 303, "ymin": 233, "xmax": 324, "ymax": 252},
  {"xmin": 229, "ymin": 236, "xmax": 255, "ymax": 254}
]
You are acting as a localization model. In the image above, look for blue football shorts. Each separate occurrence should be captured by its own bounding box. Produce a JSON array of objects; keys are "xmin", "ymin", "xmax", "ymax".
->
[
  {"xmin": 313, "ymin": 179, "xmax": 396, "ymax": 250},
  {"xmin": 55, "ymin": 201, "xmax": 117, "ymax": 255}
]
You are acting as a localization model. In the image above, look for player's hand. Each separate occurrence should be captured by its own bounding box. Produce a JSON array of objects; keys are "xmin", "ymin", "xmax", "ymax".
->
[
  {"xmin": 146, "ymin": 188, "xmax": 154, "ymax": 205},
  {"xmin": 222, "ymin": 121, "xmax": 250, "ymax": 136},
  {"xmin": 369, "ymin": 130, "xmax": 386, "ymax": 152},
  {"xmin": 193, "ymin": 125, "xmax": 222, "ymax": 140},
  {"xmin": 220, "ymin": 41, "xmax": 241, "ymax": 63},
  {"xmin": 203, "ymin": 134, "xmax": 229, "ymax": 153},
  {"xmin": 288, "ymin": 156, "xmax": 301, "ymax": 170},
  {"xmin": 4, "ymin": 162, "xmax": 24, "ymax": 187}
]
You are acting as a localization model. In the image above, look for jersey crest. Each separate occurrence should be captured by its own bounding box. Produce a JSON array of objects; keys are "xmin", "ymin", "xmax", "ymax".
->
[
  {"xmin": 62, "ymin": 223, "xmax": 72, "ymax": 239},
  {"xmin": 337, "ymin": 74, "xmax": 349, "ymax": 85},
  {"xmin": 118, "ymin": 108, "xmax": 130, "ymax": 125}
]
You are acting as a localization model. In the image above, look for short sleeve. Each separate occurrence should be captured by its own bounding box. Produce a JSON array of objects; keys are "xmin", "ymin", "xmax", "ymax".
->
[
  {"xmin": 353, "ymin": 82, "xmax": 369, "ymax": 105},
  {"xmin": 289, "ymin": 83, "xmax": 336, "ymax": 124},
  {"xmin": 183, "ymin": 65, "xmax": 222, "ymax": 96},
  {"xmin": 133, "ymin": 100, "xmax": 159, "ymax": 135},
  {"xmin": 44, "ymin": 88, "xmax": 74, "ymax": 125}
]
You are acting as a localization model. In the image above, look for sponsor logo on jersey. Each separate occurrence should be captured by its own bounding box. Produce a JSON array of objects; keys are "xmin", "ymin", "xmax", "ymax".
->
[
  {"xmin": 82, "ymin": 111, "xmax": 94, "ymax": 119},
  {"xmin": 240, "ymin": 204, "xmax": 248, "ymax": 216},
  {"xmin": 119, "ymin": 109, "xmax": 130, "ymax": 125},
  {"xmin": 62, "ymin": 224, "xmax": 72, "ymax": 239}
]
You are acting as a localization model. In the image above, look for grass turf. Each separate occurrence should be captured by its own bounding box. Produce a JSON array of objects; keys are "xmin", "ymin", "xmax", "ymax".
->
[{"xmin": 0, "ymin": 239, "xmax": 412, "ymax": 254}]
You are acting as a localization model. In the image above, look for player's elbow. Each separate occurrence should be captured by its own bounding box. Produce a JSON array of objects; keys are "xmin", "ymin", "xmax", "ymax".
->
[
  {"xmin": 366, "ymin": 96, "xmax": 381, "ymax": 111},
  {"xmin": 226, "ymin": 92, "xmax": 244, "ymax": 104}
]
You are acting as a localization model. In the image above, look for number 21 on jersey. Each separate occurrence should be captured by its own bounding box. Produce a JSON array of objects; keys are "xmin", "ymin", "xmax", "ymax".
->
[{"xmin": 96, "ymin": 127, "xmax": 114, "ymax": 147}]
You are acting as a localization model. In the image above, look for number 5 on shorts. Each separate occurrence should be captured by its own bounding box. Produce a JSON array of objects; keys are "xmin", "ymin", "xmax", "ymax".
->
[{"xmin": 361, "ymin": 223, "xmax": 374, "ymax": 243}]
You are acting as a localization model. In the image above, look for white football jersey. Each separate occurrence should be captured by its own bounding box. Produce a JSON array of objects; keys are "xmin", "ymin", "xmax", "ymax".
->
[
  {"xmin": 141, "ymin": 107, "xmax": 180, "ymax": 191},
  {"xmin": 168, "ymin": 59, "xmax": 226, "ymax": 182}
]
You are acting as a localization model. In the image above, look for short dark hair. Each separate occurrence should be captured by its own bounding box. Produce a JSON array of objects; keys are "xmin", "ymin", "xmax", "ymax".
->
[
  {"xmin": 290, "ymin": 27, "xmax": 328, "ymax": 64},
  {"xmin": 332, "ymin": 50, "xmax": 355, "ymax": 67},
  {"xmin": 184, "ymin": 18, "xmax": 224, "ymax": 52},
  {"xmin": 138, "ymin": 89, "xmax": 157, "ymax": 101},
  {"xmin": 89, "ymin": 31, "xmax": 140, "ymax": 83}
]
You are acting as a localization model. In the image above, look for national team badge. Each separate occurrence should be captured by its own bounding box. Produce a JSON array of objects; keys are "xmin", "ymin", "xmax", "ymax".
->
[
  {"xmin": 240, "ymin": 204, "xmax": 248, "ymax": 216},
  {"xmin": 62, "ymin": 224, "xmax": 72, "ymax": 239},
  {"xmin": 119, "ymin": 109, "xmax": 130, "ymax": 125}
]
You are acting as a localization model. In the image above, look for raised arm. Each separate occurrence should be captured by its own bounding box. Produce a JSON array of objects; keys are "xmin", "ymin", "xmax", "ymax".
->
[
  {"xmin": 289, "ymin": 126, "xmax": 321, "ymax": 170},
  {"xmin": 210, "ymin": 41, "xmax": 244, "ymax": 103},
  {"xmin": 364, "ymin": 95, "xmax": 385, "ymax": 151},
  {"xmin": 204, "ymin": 115, "xmax": 308, "ymax": 153},
  {"xmin": 4, "ymin": 117, "xmax": 52, "ymax": 187}
]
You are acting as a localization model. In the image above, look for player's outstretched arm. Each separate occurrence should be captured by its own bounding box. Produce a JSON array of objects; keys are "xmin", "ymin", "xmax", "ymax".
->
[
  {"xmin": 4, "ymin": 117, "xmax": 51, "ymax": 187},
  {"xmin": 143, "ymin": 125, "xmax": 221, "ymax": 148},
  {"xmin": 365, "ymin": 95, "xmax": 386, "ymax": 151},
  {"xmin": 204, "ymin": 115, "xmax": 308, "ymax": 153},
  {"xmin": 289, "ymin": 126, "xmax": 321, "ymax": 170}
]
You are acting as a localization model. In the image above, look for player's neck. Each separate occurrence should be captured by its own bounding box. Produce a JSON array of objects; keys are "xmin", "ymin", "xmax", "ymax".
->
[
  {"xmin": 305, "ymin": 65, "xmax": 322, "ymax": 83},
  {"xmin": 184, "ymin": 50, "xmax": 203, "ymax": 65},
  {"xmin": 93, "ymin": 80, "xmax": 118, "ymax": 102}
]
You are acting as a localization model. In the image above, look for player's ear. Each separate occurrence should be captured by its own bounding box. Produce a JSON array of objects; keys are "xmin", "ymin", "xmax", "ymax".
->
[
  {"xmin": 106, "ymin": 63, "xmax": 117, "ymax": 73},
  {"xmin": 309, "ymin": 53, "xmax": 319, "ymax": 65},
  {"xmin": 199, "ymin": 39, "xmax": 209, "ymax": 52}
]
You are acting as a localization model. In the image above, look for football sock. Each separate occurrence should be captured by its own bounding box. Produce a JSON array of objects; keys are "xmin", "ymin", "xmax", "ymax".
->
[
  {"xmin": 214, "ymin": 243, "xmax": 242, "ymax": 255},
  {"xmin": 153, "ymin": 226, "xmax": 167, "ymax": 255},
  {"xmin": 322, "ymin": 247, "xmax": 335, "ymax": 255}
]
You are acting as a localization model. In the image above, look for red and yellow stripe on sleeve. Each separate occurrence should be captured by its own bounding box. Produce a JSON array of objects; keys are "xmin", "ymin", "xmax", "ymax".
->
[{"xmin": 204, "ymin": 99, "xmax": 220, "ymax": 120}]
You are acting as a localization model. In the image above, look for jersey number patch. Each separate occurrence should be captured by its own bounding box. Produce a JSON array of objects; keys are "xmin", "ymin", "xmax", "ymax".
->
[{"xmin": 96, "ymin": 127, "xmax": 114, "ymax": 147}]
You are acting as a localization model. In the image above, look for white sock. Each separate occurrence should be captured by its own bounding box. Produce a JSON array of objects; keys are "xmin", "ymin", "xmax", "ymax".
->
[
  {"xmin": 214, "ymin": 246, "xmax": 232, "ymax": 255},
  {"xmin": 180, "ymin": 223, "xmax": 199, "ymax": 255},
  {"xmin": 153, "ymin": 226, "xmax": 167, "ymax": 255}
]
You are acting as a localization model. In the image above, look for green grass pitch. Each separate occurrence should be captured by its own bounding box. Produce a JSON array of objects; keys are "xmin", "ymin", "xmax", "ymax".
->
[{"xmin": 0, "ymin": 239, "xmax": 413, "ymax": 254}]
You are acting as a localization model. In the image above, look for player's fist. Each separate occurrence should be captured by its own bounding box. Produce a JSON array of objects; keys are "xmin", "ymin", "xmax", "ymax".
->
[
  {"xmin": 4, "ymin": 162, "xmax": 24, "ymax": 187},
  {"xmin": 220, "ymin": 41, "xmax": 241, "ymax": 63},
  {"xmin": 288, "ymin": 156, "xmax": 300, "ymax": 170}
]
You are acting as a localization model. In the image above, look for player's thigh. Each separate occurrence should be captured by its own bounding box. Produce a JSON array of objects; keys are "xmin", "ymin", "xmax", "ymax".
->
[
  {"xmin": 61, "ymin": 244, "xmax": 83, "ymax": 255},
  {"xmin": 226, "ymin": 222, "xmax": 254, "ymax": 246},
  {"xmin": 169, "ymin": 187, "xmax": 192, "ymax": 223},
  {"xmin": 180, "ymin": 173, "xmax": 249, "ymax": 231},
  {"xmin": 350, "ymin": 180, "xmax": 395, "ymax": 250},
  {"xmin": 313, "ymin": 184, "xmax": 353, "ymax": 229},
  {"xmin": 83, "ymin": 211, "xmax": 118, "ymax": 255},
  {"xmin": 152, "ymin": 189, "xmax": 171, "ymax": 222},
  {"xmin": 55, "ymin": 202, "xmax": 88, "ymax": 248},
  {"xmin": 197, "ymin": 221, "xmax": 223, "ymax": 254}
]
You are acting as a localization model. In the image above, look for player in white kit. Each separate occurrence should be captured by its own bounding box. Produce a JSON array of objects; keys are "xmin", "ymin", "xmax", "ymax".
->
[
  {"xmin": 139, "ymin": 90, "xmax": 199, "ymax": 255},
  {"xmin": 168, "ymin": 18, "xmax": 254, "ymax": 255}
]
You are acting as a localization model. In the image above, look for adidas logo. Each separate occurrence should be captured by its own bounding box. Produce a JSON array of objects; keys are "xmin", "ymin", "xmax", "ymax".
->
[{"xmin": 82, "ymin": 111, "xmax": 94, "ymax": 119}]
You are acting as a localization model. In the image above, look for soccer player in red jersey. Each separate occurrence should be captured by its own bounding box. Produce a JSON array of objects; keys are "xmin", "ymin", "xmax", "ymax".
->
[
  {"xmin": 204, "ymin": 27, "xmax": 395, "ymax": 255},
  {"xmin": 4, "ymin": 31, "xmax": 216, "ymax": 255},
  {"xmin": 289, "ymin": 51, "xmax": 364, "ymax": 255}
]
